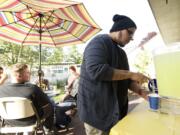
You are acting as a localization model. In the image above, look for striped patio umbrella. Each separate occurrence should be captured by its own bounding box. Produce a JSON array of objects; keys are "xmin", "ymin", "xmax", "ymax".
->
[{"xmin": 0, "ymin": 0, "xmax": 101, "ymax": 84}]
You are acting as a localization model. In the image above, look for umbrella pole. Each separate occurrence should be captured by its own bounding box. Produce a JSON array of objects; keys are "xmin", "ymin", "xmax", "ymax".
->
[
  {"xmin": 38, "ymin": 13, "xmax": 43, "ymax": 89},
  {"xmin": 38, "ymin": 42, "xmax": 42, "ymax": 88}
]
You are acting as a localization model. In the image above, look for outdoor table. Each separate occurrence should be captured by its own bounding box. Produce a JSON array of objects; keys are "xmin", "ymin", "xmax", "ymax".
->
[
  {"xmin": 110, "ymin": 101, "xmax": 180, "ymax": 135},
  {"xmin": 44, "ymin": 90, "xmax": 60, "ymax": 98}
]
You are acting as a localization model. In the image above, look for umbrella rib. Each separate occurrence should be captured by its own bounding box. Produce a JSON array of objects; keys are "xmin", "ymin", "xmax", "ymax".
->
[
  {"xmin": 42, "ymin": 12, "xmax": 97, "ymax": 29},
  {"xmin": 0, "ymin": 11, "xmax": 31, "ymax": 14},
  {"xmin": 1, "ymin": 1, "xmax": 101, "ymax": 46},
  {"xmin": 25, "ymin": 5, "xmax": 46, "ymax": 32},
  {"xmin": 21, "ymin": 17, "xmax": 39, "ymax": 46},
  {"xmin": 49, "ymin": 12, "xmax": 99, "ymax": 29},
  {"xmin": 41, "ymin": 17, "xmax": 100, "ymax": 42},
  {"xmin": 17, "ymin": 18, "xmax": 39, "ymax": 61},
  {"xmin": 41, "ymin": 11, "xmax": 54, "ymax": 30},
  {"xmin": 16, "ymin": 0, "xmax": 42, "ymax": 31},
  {"xmin": 75, "ymin": 3, "xmax": 101, "ymax": 29},
  {"xmin": 0, "ymin": 15, "xmax": 36, "ymax": 28},
  {"xmin": 47, "ymin": 18, "xmax": 86, "ymax": 43},
  {"xmin": 17, "ymin": 0, "xmax": 42, "ymax": 15},
  {"xmin": 39, "ymin": 16, "xmax": 86, "ymax": 44},
  {"xmin": 14, "ymin": 2, "xmax": 99, "ymax": 29},
  {"xmin": 23, "ymin": 6, "xmax": 55, "ymax": 33},
  {"xmin": 0, "ymin": 7, "xmax": 42, "ymax": 32},
  {"xmin": 42, "ymin": 19, "xmax": 57, "ymax": 46},
  {"xmin": 18, "ymin": 0, "xmax": 80, "ymax": 12},
  {"xmin": 52, "ymin": 3, "xmax": 101, "ymax": 29},
  {"xmin": 40, "ymin": 12, "xmax": 58, "ymax": 46},
  {"xmin": 26, "ymin": 6, "xmax": 39, "ymax": 27},
  {"xmin": 65, "ymin": 28, "xmax": 86, "ymax": 43},
  {"xmin": 1, "ymin": 3, "xmax": 99, "ymax": 29},
  {"xmin": 16, "ymin": 0, "xmax": 41, "ymax": 12}
]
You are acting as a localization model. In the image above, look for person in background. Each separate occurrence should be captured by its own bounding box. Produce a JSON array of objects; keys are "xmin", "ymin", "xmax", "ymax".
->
[
  {"xmin": 77, "ymin": 14, "xmax": 150, "ymax": 135},
  {"xmin": 0, "ymin": 64, "xmax": 54, "ymax": 129},
  {"xmin": 0, "ymin": 64, "xmax": 72, "ymax": 130},
  {"xmin": 35, "ymin": 70, "xmax": 50, "ymax": 91},
  {"xmin": 63, "ymin": 65, "xmax": 80, "ymax": 101},
  {"xmin": 0, "ymin": 66, "xmax": 8, "ymax": 85}
]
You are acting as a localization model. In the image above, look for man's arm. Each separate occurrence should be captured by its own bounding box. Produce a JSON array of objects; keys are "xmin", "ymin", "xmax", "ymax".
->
[
  {"xmin": 32, "ymin": 85, "xmax": 54, "ymax": 116},
  {"xmin": 84, "ymin": 36, "xmax": 150, "ymax": 83},
  {"xmin": 112, "ymin": 69, "xmax": 150, "ymax": 84}
]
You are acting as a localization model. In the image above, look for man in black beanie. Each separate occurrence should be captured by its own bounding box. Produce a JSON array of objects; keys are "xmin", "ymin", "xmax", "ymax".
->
[{"xmin": 77, "ymin": 14, "xmax": 150, "ymax": 135}]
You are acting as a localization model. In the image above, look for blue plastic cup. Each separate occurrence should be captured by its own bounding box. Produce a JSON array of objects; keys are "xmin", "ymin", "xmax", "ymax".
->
[{"xmin": 148, "ymin": 93, "xmax": 160, "ymax": 111}]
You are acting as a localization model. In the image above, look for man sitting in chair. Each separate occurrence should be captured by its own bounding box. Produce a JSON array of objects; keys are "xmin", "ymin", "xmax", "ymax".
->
[{"xmin": 0, "ymin": 64, "xmax": 55, "ymax": 130}]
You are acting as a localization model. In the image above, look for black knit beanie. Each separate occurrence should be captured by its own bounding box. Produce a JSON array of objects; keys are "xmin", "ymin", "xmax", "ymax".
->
[{"xmin": 110, "ymin": 14, "xmax": 137, "ymax": 32}]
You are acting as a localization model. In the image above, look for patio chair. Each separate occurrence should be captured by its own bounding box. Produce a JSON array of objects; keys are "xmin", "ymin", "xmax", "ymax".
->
[{"xmin": 0, "ymin": 97, "xmax": 51, "ymax": 135}]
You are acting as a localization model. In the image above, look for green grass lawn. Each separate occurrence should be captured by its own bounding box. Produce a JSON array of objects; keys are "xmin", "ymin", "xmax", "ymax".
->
[{"xmin": 53, "ymin": 88, "xmax": 66, "ymax": 102}]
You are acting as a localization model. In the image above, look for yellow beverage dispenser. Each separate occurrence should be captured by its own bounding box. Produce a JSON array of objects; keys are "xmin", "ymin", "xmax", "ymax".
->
[{"xmin": 153, "ymin": 45, "xmax": 180, "ymax": 99}]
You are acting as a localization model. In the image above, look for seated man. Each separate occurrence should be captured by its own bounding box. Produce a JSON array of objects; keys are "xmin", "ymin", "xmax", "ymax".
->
[{"xmin": 0, "ymin": 64, "xmax": 73, "ymax": 130}]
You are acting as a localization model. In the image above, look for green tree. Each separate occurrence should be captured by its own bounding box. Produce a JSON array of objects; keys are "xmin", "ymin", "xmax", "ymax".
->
[
  {"xmin": 0, "ymin": 40, "xmax": 76, "ymax": 67},
  {"xmin": 0, "ymin": 41, "xmax": 23, "ymax": 66},
  {"xmin": 19, "ymin": 46, "xmax": 39, "ymax": 67},
  {"xmin": 65, "ymin": 46, "xmax": 82, "ymax": 64},
  {"xmin": 0, "ymin": 41, "xmax": 39, "ymax": 67},
  {"xmin": 46, "ymin": 47, "xmax": 64, "ymax": 64}
]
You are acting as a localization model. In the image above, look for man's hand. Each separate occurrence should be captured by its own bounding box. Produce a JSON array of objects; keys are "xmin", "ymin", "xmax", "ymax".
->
[
  {"xmin": 129, "ymin": 81, "xmax": 151, "ymax": 100},
  {"xmin": 138, "ymin": 88, "xmax": 151, "ymax": 100},
  {"xmin": 130, "ymin": 72, "xmax": 150, "ymax": 84}
]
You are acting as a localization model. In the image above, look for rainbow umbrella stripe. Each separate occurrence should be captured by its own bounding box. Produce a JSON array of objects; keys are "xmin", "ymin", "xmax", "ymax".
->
[{"xmin": 0, "ymin": 0, "xmax": 101, "ymax": 47}]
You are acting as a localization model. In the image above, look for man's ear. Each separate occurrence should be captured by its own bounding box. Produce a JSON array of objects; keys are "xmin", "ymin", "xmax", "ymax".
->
[
  {"xmin": 118, "ymin": 31, "xmax": 122, "ymax": 38},
  {"xmin": 15, "ymin": 73, "xmax": 22, "ymax": 80},
  {"xmin": 116, "ymin": 31, "xmax": 123, "ymax": 42}
]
